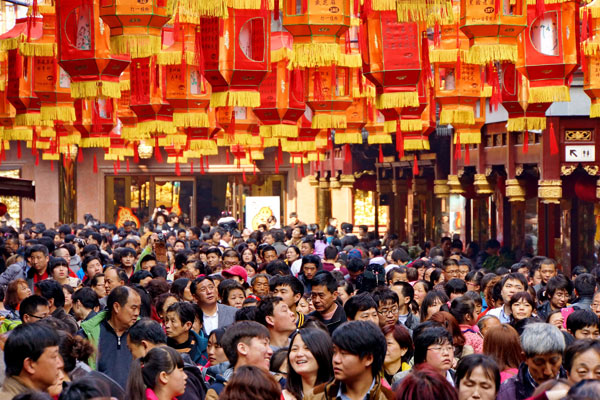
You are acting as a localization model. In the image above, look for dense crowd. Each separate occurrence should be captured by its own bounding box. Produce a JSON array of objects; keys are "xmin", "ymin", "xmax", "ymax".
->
[{"xmin": 0, "ymin": 209, "xmax": 597, "ymax": 400}]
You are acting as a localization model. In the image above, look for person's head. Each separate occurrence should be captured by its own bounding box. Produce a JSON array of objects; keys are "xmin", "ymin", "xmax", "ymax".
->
[
  {"xmin": 344, "ymin": 292, "xmax": 379, "ymax": 325},
  {"xmin": 331, "ymin": 321, "xmax": 387, "ymax": 381},
  {"xmin": 270, "ymin": 275, "xmax": 304, "ymax": 311},
  {"xmin": 131, "ymin": 270, "xmax": 153, "ymax": 287},
  {"xmin": 412, "ymin": 323, "xmax": 454, "ymax": 375},
  {"xmin": 499, "ymin": 273, "xmax": 528, "ymax": 305},
  {"xmin": 371, "ymin": 288, "xmax": 400, "ymax": 327},
  {"xmin": 449, "ymin": 296, "xmax": 478, "ymax": 326},
  {"xmin": 5, "ymin": 278, "xmax": 32, "ymax": 310},
  {"xmin": 546, "ymin": 275, "xmax": 573, "ymax": 310},
  {"xmin": 164, "ymin": 302, "xmax": 195, "ymax": 343},
  {"xmin": 221, "ymin": 321, "xmax": 272, "ymax": 370},
  {"xmin": 48, "ymin": 257, "xmax": 70, "ymax": 282},
  {"xmin": 382, "ymin": 323, "xmax": 413, "ymax": 367},
  {"xmin": 413, "ymin": 280, "xmax": 430, "ymax": 305},
  {"xmin": 20, "ymin": 295, "xmax": 50, "ymax": 324},
  {"xmin": 219, "ymin": 281, "xmax": 246, "ymax": 309},
  {"xmin": 442, "ymin": 259, "xmax": 460, "ymax": 281},
  {"xmin": 206, "ymin": 327, "xmax": 227, "ymax": 367},
  {"xmin": 539, "ymin": 258, "xmax": 558, "ymax": 285},
  {"xmin": 71, "ymin": 287, "xmax": 99, "ymax": 321},
  {"xmin": 126, "ymin": 346, "xmax": 187, "ymax": 400},
  {"xmin": 566, "ymin": 309, "xmax": 600, "ymax": 340},
  {"xmin": 521, "ymin": 323, "xmax": 566, "ymax": 384},
  {"xmin": 286, "ymin": 328, "xmax": 333, "ymax": 400},
  {"xmin": 90, "ymin": 273, "xmax": 106, "ymax": 298},
  {"xmin": 285, "ymin": 246, "xmax": 300, "ymax": 263},
  {"xmin": 566, "ymin": 379, "xmax": 600, "ymax": 400},
  {"xmin": 394, "ymin": 364, "xmax": 458, "ymax": 400},
  {"xmin": 81, "ymin": 254, "xmax": 103, "ymax": 280},
  {"xmin": 262, "ymin": 245, "xmax": 278, "ymax": 264},
  {"xmin": 482, "ymin": 324, "xmax": 524, "ymax": 371},
  {"xmin": 28, "ymin": 244, "xmax": 49, "ymax": 273},
  {"xmin": 255, "ymin": 296, "xmax": 296, "ymax": 335},
  {"xmin": 191, "ymin": 276, "xmax": 218, "ymax": 307},
  {"xmin": 509, "ymin": 291, "xmax": 535, "ymax": 322},
  {"xmin": 419, "ymin": 290, "xmax": 449, "ymax": 322},
  {"xmin": 310, "ymin": 271, "xmax": 338, "ymax": 314},
  {"xmin": 444, "ymin": 278, "xmax": 468, "ymax": 301},
  {"xmin": 301, "ymin": 254, "xmax": 322, "ymax": 280},
  {"xmin": 337, "ymin": 281, "xmax": 354, "ymax": 304},
  {"xmin": 4, "ymin": 322, "xmax": 62, "ymax": 391},
  {"xmin": 106, "ymin": 286, "xmax": 141, "ymax": 330},
  {"xmin": 574, "ymin": 273, "xmax": 597, "ymax": 299},
  {"xmin": 300, "ymin": 239, "xmax": 314, "ymax": 257},
  {"xmin": 117, "ymin": 247, "xmax": 137, "ymax": 269},
  {"xmin": 219, "ymin": 365, "xmax": 281, "ymax": 400},
  {"xmin": 251, "ymin": 274, "xmax": 270, "ymax": 297},
  {"xmin": 104, "ymin": 266, "xmax": 127, "ymax": 294},
  {"xmin": 455, "ymin": 354, "xmax": 500, "ymax": 400},
  {"xmin": 564, "ymin": 339, "xmax": 600, "ymax": 384},
  {"xmin": 126, "ymin": 318, "xmax": 168, "ymax": 359}
]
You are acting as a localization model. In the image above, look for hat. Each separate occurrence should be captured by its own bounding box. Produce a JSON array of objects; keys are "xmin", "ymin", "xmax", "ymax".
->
[
  {"xmin": 348, "ymin": 249, "xmax": 363, "ymax": 260},
  {"xmin": 222, "ymin": 265, "xmax": 248, "ymax": 282}
]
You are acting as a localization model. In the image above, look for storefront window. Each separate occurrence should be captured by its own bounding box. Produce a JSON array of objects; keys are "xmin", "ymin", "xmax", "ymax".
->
[
  {"xmin": 0, "ymin": 169, "xmax": 20, "ymax": 228},
  {"xmin": 353, "ymin": 190, "xmax": 388, "ymax": 232}
]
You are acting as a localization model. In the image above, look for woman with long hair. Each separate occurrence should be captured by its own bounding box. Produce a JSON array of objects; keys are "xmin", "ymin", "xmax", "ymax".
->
[
  {"xmin": 419, "ymin": 290, "xmax": 449, "ymax": 322},
  {"xmin": 283, "ymin": 328, "xmax": 333, "ymax": 400},
  {"xmin": 220, "ymin": 365, "xmax": 281, "ymax": 400},
  {"xmin": 382, "ymin": 323, "xmax": 414, "ymax": 385},
  {"xmin": 429, "ymin": 311, "xmax": 470, "ymax": 360},
  {"xmin": 5, "ymin": 278, "xmax": 31, "ymax": 314},
  {"xmin": 482, "ymin": 324, "xmax": 525, "ymax": 382},
  {"xmin": 126, "ymin": 346, "xmax": 187, "ymax": 400}
]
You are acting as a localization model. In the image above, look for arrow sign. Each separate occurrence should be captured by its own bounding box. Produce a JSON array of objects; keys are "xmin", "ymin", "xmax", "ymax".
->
[
  {"xmin": 565, "ymin": 145, "xmax": 595, "ymax": 162},
  {"xmin": 570, "ymin": 149, "xmax": 577, "ymax": 157}
]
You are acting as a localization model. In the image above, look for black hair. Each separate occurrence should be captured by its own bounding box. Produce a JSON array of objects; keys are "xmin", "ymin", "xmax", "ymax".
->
[
  {"xmin": 500, "ymin": 273, "xmax": 528, "ymax": 291},
  {"xmin": 170, "ymin": 278, "xmax": 191, "ymax": 299},
  {"xmin": 104, "ymin": 266, "xmax": 129, "ymax": 284},
  {"xmin": 546, "ymin": 275, "xmax": 574, "ymax": 297},
  {"xmin": 324, "ymin": 246, "xmax": 338, "ymax": 260},
  {"xmin": 130, "ymin": 270, "xmax": 153, "ymax": 285},
  {"xmin": 393, "ymin": 281, "xmax": 414, "ymax": 301},
  {"xmin": 5, "ymin": 322, "xmax": 60, "ymax": 377},
  {"xmin": 563, "ymin": 339, "xmax": 600, "ymax": 372},
  {"xmin": 190, "ymin": 276, "xmax": 215, "ymax": 295},
  {"xmin": 71, "ymin": 287, "xmax": 99, "ymax": 310},
  {"xmin": 566, "ymin": 309, "xmax": 600, "ymax": 334},
  {"xmin": 386, "ymin": 267, "xmax": 407, "ymax": 284},
  {"xmin": 301, "ymin": 254, "xmax": 322, "ymax": 271},
  {"xmin": 285, "ymin": 328, "xmax": 333, "ymax": 399},
  {"xmin": 455, "ymin": 354, "xmax": 501, "ymax": 394},
  {"xmin": 29, "ymin": 244, "xmax": 49, "ymax": 257},
  {"xmin": 36, "ymin": 279, "xmax": 66, "ymax": 308},
  {"xmin": 372, "ymin": 287, "xmax": 399, "ymax": 306},
  {"xmin": 19, "ymin": 295, "xmax": 49, "ymax": 322},
  {"xmin": 48, "ymin": 257, "xmax": 69, "ymax": 275},
  {"xmin": 235, "ymin": 305, "xmax": 258, "ymax": 321},
  {"xmin": 465, "ymin": 270, "xmax": 484, "ymax": 287},
  {"xmin": 347, "ymin": 258, "xmax": 365, "ymax": 273},
  {"xmin": 166, "ymin": 301, "xmax": 196, "ymax": 326},
  {"xmin": 255, "ymin": 296, "xmax": 284, "ymax": 327},
  {"xmin": 58, "ymin": 377, "xmax": 112, "ymax": 400},
  {"xmin": 444, "ymin": 278, "xmax": 468, "ymax": 297},
  {"xmin": 265, "ymin": 260, "xmax": 292, "ymax": 276},
  {"xmin": 126, "ymin": 346, "xmax": 184, "ymax": 400},
  {"xmin": 89, "ymin": 273, "xmax": 105, "ymax": 288},
  {"xmin": 311, "ymin": 271, "xmax": 338, "ymax": 293},
  {"xmin": 412, "ymin": 322, "xmax": 453, "ymax": 365},
  {"xmin": 450, "ymin": 296, "xmax": 476, "ymax": 325},
  {"xmin": 129, "ymin": 318, "xmax": 168, "ymax": 345},
  {"xmin": 106, "ymin": 286, "xmax": 136, "ymax": 320},
  {"xmin": 218, "ymin": 281, "xmax": 246, "ymax": 307},
  {"xmin": 332, "ymin": 321, "xmax": 387, "ymax": 378},
  {"xmin": 269, "ymin": 275, "xmax": 304, "ymax": 296},
  {"xmin": 344, "ymin": 292, "xmax": 377, "ymax": 320},
  {"xmin": 221, "ymin": 321, "xmax": 270, "ymax": 367},
  {"xmin": 419, "ymin": 290, "xmax": 450, "ymax": 322},
  {"xmin": 574, "ymin": 273, "xmax": 597, "ymax": 298}
]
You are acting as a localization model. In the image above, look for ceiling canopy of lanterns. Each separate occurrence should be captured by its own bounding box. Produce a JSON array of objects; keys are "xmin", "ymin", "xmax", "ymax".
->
[{"xmin": 0, "ymin": 0, "xmax": 588, "ymax": 175}]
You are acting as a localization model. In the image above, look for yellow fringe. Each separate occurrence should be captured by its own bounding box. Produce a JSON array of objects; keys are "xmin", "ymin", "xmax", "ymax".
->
[
  {"xmin": 169, "ymin": 0, "xmax": 228, "ymax": 18},
  {"xmin": 104, "ymin": 154, "xmax": 126, "ymax": 161},
  {"xmin": 210, "ymin": 91, "xmax": 260, "ymax": 108},
  {"xmin": 429, "ymin": 48, "xmax": 459, "ymax": 63},
  {"xmin": 120, "ymin": 80, "xmax": 130, "ymax": 92},
  {"xmin": 404, "ymin": 138, "xmax": 430, "ymax": 150},
  {"xmin": 4, "ymin": 128, "xmax": 32, "ymax": 141},
  {"xmin": 80, "ymin": 137, "xmax": 111, "ymax": 148},
  {"xmin": 188, "ymin": 139, "xmax": 218, "ymax": 152},
  {"xmin": 228, "ymin": 0, "xmax": 273, "ymax": 9},
  {"xmin": 400, "ymin": 119, "xmax": 423, "ymax": 132},
  {"xmin": 527, "ymin": 0, "xmax": 573, "ymax": 3},
  {"xmin": 440, "ymin": 109, "xmax": 475, "ymax": 125},
  {"xmin": 453, "ymin": 131, "xmax": 481, "ymax": 144},
  {"xmin": 338, "ymin": 53, "xmax": 362, "ymax": 68},
  {"xmin": 481, "ymin": 86, "xmax": 493, "ymax": 98},
  {"xmin": 384, "ymin": 120, "xmax": 397, "ymax": 133},
  {"xmin": 173, "ymin": 112, "xmax": 209, "ymax": 128},
  {"xmin": 353, "ymin": 85, "xmax": 376, "ymax": 99},
  {"xmin": 0, "ymin": 79, "xmax": 5, "ymax": 92},
  {"xmin": 396, "ymin": 1, "xmax": 453, "ymax": 24},
  {"xmin": 584, "ymin": 5, "xmax": 600, "ymax": 18},
  {"xmin": 367, "ymin": 134, "xmax": 392, "ymax": 144},
  {"xmin": 281, "ymin": 140, "xmax": 317, "ymax": 152},
  {"xmin": 158, "ymin": 134, "xmax": 188, "ymax": 147},
  {"xmin": 528, "ymin": 85, "xmax": 570, "ymax": 103},
  {"xmin": 371, "ymin": 0, "xmax": 397, "ymax": 11},
  {"xmin": 39, "ymin": 127, "xmax": 55, "ymax": 138},
  {"xmin": 525, "ymin": 116, "xmax": 546, "ymax": 130},
  {"xmin": 289, "ymin": 43, "xmax": 340, "ymax": 69},
  {"xmin": 506, "ymin": 117, "xmax": 525, "ymax": 132},
  {"xmin": 42, "ymin": 152, "xmax": 60, "ymax": 161},
  {"xmin": 582, "ymin": 41, "xmax": 600, "ymax": 56},
  {"xmin": 334, "ymin": 131, "xmax": 362, "ymax": 144},
  {"xmin": 18, "ymin": 42, "xmax": 56, "ymax": 57},
  {"xmin": 465, "ymin": 44, "xmax": 517, "ymax": 65},
  {"xmin": 376, "ymin": 91, "xmax": 419, "ymax": 109},
  {"xmin": 271, "ymin": 47, "xmax": 292, "ymax": 62},
  {"xmin": 121, "ymin": 126, "xmax": 152, "ymax": 140},
  {"xmin": 0, "ymin": 36, "xmax": 22, "ymax": 51},
  {"xmin": 259, "ymin": 124, "xmax": 299, "ymax": 138},
  {"xmin": 250, "ymin": 149, "xmax": 264, "ymax": 160},
  {"xmin": 27, "ymin": 140, "xmax": 50, "ymax": 149},
  {"xmin": 157, "ymin": 51, "xmax": 197, "ymax": 66},
  {"xmin": 36, "ymin": 5, "xmax": 55, "ymax": 14},
  {"xmin": 590, "ymin": 103, "xmax": 600, "ymax": 118},
  {"xmin": 71, "ymin": 80, "xmax": 121, "ymax": 99},
  {"xmin": 312, "ymin": 114, "xmax": 347, "ymax": 129},
  {"xmin": 110, "ymin": 35, "xmax": 162, "ymax": 59},
  {"xmin": 108, "ymin": 147, "xmax": 134, "ymax": 156},
  {"xmin": 263, "ymin": 137, "xmax": 279, "ymax": 147},
  {"xmin": 15, "ymin": 113, "xmax": 41, "ymax": 127},
  {"xmin": 40, "ymin": 105, "xmax": 76, "ymax": 123},
  {"xmin": 60, "ymin": 134, "xmax": 81, "ymax": 145},
  {"xmin": 138, "ymin": 120, "xmax": 177, "ymax": 135}
]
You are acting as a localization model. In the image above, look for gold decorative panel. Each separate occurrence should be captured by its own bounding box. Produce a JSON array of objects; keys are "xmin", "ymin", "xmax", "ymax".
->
[{"xmin": 565, "ymin": 130, "xmax": 592, "ymax": 142}]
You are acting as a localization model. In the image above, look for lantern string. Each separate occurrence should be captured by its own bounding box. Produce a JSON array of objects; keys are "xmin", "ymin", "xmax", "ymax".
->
[
  {"xmin": 93, "ymin": 153, "xmax": 98, "ymax": 173},
  {"xmin": 465, "ymin": 144, "xmax": 470, "ymax": 165}
]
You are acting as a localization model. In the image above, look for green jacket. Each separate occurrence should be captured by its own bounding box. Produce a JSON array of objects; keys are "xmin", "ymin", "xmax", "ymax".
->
[{"xmin": 79, "ymin": 310, "xmax": 108, "ymax": 370}]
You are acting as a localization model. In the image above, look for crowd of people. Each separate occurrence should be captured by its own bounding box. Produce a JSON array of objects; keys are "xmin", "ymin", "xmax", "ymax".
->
[{"xmin": 0, "ymin": 210, "xmax": 597, "ymax": 399}]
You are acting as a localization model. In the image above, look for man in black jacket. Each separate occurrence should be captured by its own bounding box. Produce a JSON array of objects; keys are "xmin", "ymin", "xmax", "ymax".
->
[{"xmin": 127, "ymin": 318, "xmax": 207, "ymax": 400}]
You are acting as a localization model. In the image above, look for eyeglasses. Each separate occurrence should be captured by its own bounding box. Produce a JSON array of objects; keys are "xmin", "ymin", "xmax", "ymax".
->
[
  {"xmin": 427, "ymin": 345, "xmax": 454, "ymax": 354},
  {"xmin": 27, "ymin": 314, "xmax": 46, "ymax": 320},
  {"xmin": 378, "ymin": 307, "xmax": 399, "ymax": 316}
]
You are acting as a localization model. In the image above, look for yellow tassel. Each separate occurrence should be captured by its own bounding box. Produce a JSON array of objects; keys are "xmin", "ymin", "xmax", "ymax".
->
[
  {"xmin": 481, "ymin": 86, "xmax": 493, "ymax": 98},
  {"xmin": 60, "ymin": 134, "xmax": 81, "ymax": 145},
  {"xmin": 440, "ymin": 109, "xmax": 475, "ymax": 125},
  {"xmin": 404, "ymin": 138, "xmax": 430, "ymax": 150},
  {"xmin": 582, "ymin": 41, "xmax": 600, "ymax": 56},
  {"xmin": 120, "ymin": 80, "xmax": 131, "ymax": 92},
  {"xmin": 42, "ymin": 152, "xmax": 60, "ymax": 161},
  {"xmin": 528, "ymin": 0, "xmax": 574, "ymax": 3},
  {"xmin": 71, "ymin": 80, "xmax": 121, "ymax": 99},
  {"xmin": 334, "ymin": 131, "xmax": 363, "ymax": 144},
  {"xmin": 465, "ymin": 44, "xmax": 517, "ymax": 65},
  {"xmin": 138, "ymin": 120, "xmax": 177, "ymax": 135},
  {"xmin": 228, "ymin": 0, "xmax": 268, "ymax": 9},
  {"xmin": 157, "ymin": 51, "xmax": 182, "ymax": 65},
  {"xmin": 18, "ymin": 42, "xmax": 56, "ymax": 57},
  {"xmin": 384, "ymin": 120, "xmax": 397, "ymax": 133},
  {"xmin": 0, "ymin": 36, "xmax": 22, "ymax": 51},
  {"xmin": 338, "ymin": 53, "xmax": 362, "ymax": 68},
  {"xmin": 39, "ymin": 127, "xmax": 55, "ymax": 138},
  {"xmin": 40, "ymin": 105, "xmax": 76, "ymax": 123},
  {"xmin": 158, "ymin": 134, "xmax": 188, "ymax": 147},
  {"xmin": 281, "ymin": 140, "xmax": 316, "ymax": 152},
  {"xmin": 353, "ymin": 85, "xmax": 376, "ymax": 99},
  {"xmin": 289, "ymin": 43, "xmax": 340, "ymax": 69},
  {"xmin": 429, "ymin": 48, "xmax": 458, "ymax": 63},
  {"xmin": 15, "ymin": 113, "xmax": 41, "ymax": 127},
  {"xmin": 80, "ymin": 137, "xmax": 111, "ymax": 148},
  {"xmin": 584, "ymin": 5, "xmax": 600, "ymax": 18},
  {"xmin": 590, "ymin": 103, "xmax": 600, "ymax": 118},
  {"xmin": 189, "ymin": 139, "xmax": 218, "ymax": 152},
  {"xmin": 104, "ymin": 154, "xmax": 125, "ymax": 161},
  {"xmin": 371, "ymin": 0, "xmax": 396, "ymax": 10},
  {"xmin": 173, "ymin": 112, "xmax": 209, "ymax": 128},
  {"xmin": 27, "ymin": 140, "xmax": 50, "ymax": 149},
  {"xmin": 400, "ymin": 119, "xmax": 422, "ymax": 132},
  {"xmin": 122, "ymin": 126, "xmax": 153, "ymax": 140},
  {"xmin": 110, "ymin": 36, "xmax": 162, "ymax": 59},
  {"xmin": 210, "ymin": 91, "xmax": 260, "ymax": 108},
  {"xmin": 506, "ymin": 117, "xmax": 526, "ymax": 132},
  {"xmin": 528, "ymin": 85, "xmax": 570, "ymax": 103},
  {"xmin": 108, "ymin": 147, "xmax": 134, "ymax": 156},
  {"xmin": 2, "ymin": 141, "xmax": 9, "ymax": 150},
  {"xmin": 250, "ymin": 149, "xmax": 264, "ymax": 160},
  {"xmin": 171, "ymin": 0, "xmax": 228, "ymax": 18},
  {"xmin": 271, "ymin": 47, "xmax": 292, "ymax": 62},
  {"xmin": 525, "ymin": 116, "xmax": 546, "ymax": 130},
  {"xmin": 259, "ymin": 124, "xmax": 298, "ymax": 138},
  {"xmin": 4, "ymin": 128, "xmax": 32, "ymax": 141},
  {"xmin": 368, "ymin": 134, "xmax": 393, "ymax": 144},
  {"xmin": 263, "ymin": 137, "xmax": 279, "ymax": 147},
  {"xmin": 396, "ymin": 1, "xmax": 453, "ymax": 24},
  {"xmin": 376, "ymin": 91, "xmax": 419, "ymax": 109},
  {"xmin": 36, "ymin": 5, "xmax": 55, "ymax": 14},
  {"xmin": 312, "ymin": 114, "xmax": 347, "ymax": 129},
  {"xmin": 453, "ymin": 130, "xmax": 481, "ymax": 144}
]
